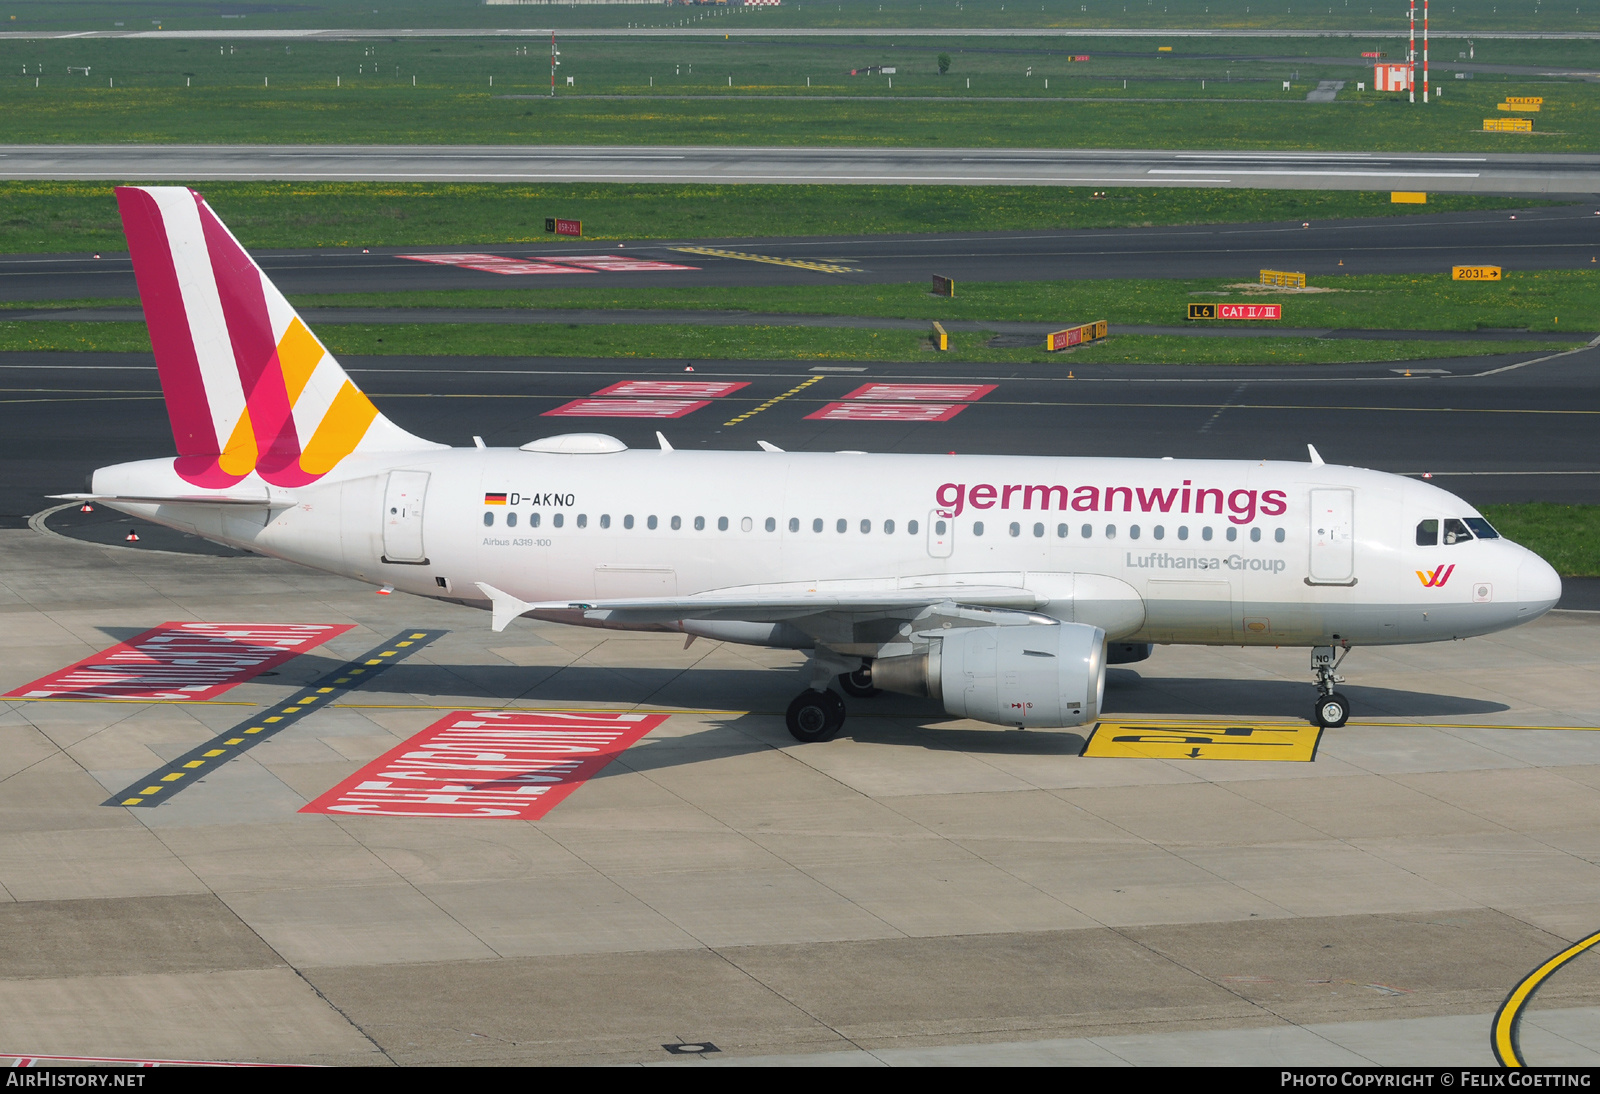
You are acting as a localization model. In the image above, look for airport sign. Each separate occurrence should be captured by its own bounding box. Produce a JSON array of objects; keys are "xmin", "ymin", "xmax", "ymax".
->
[
  {"xmin": 545, "ymin": 217, "xmax": 582, "ymax": 237},
  {"xmin": 1452, "ymin": 265, "xmax": 1503, "ymax": 281},
  {"xmin": 1190, "ymin": 303, "xmax": 1281, "ymax": 320}
]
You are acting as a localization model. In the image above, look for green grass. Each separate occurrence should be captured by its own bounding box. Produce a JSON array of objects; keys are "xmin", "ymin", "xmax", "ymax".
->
[
  {"xmin": 8, "ymin": 0, "xmax": 1597, "ymax": 37},
  {"xmin": 0, "ymin": 181, "xmax": 1544, "ymax": 254},
  {"xmin": 1, "ymin": 32, "xmax": 1595, "ymax": 152},
  {"xmin": 0, "ymin": 319, "xmax": 1575, "ymax": 365},
  {"xmin": 1481, "ymin": 504, "xmax": 1600, "ymax": 578},
  {"xmin": 288, "ymin": 271, "xmax": 1600, "ymax": 334}
]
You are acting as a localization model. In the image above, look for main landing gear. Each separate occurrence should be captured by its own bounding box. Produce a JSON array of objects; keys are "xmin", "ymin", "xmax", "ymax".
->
[
  {"xmin": 786, "ymin": 689, "xmax": 846, "ymax": 742},
  {"xmin": 1311, "ymin": 645, "xmax": 1352, "ymax": 729}
]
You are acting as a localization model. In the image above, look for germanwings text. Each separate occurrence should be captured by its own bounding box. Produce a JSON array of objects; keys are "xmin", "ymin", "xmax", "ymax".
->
[{"xmin": 936, "ymin": 481, "xmax": 1289, "ymax": 525}]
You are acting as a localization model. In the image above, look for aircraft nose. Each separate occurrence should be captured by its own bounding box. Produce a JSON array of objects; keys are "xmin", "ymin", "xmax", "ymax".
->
[{"xmin": 1517, "ymin": 551, "xmax": 1562, "ymax": 617}]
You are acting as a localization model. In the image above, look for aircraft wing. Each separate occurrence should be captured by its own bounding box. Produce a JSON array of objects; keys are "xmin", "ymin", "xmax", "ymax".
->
[{"xmin": 476, "ymin": 578, "xmax": 1046, "ymax": 633}]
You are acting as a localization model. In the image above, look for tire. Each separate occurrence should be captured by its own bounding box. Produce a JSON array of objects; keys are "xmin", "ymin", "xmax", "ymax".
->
[
  {"xmin": 838, "ymin": 666, "xmax": 879, "ymax": 698},
  {"xmin": 786, "ymin": 689, "xmax": 846, "ymax": 742},
  {"xmin": 1313, "ymin": 691, "xmax": 1350, "ymax": 729}
]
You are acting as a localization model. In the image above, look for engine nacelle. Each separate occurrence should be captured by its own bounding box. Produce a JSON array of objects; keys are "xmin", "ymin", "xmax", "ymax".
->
[{"xmin": 871, "ymin": 622, "xmax": 1106, "ymax": 729}]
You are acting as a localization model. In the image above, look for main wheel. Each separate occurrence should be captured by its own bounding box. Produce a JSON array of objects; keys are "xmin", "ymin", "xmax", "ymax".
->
[
  {"xmin": 786, "ymin": 689, "xmax": 846, "ymax": 743},
  {"xmin": 838, "ymin": 665, "xmax": 879, "ymax": 698},
  {"xmin": 1313, "ymin": 691, "xmax": 1350, "ymax": 729}
]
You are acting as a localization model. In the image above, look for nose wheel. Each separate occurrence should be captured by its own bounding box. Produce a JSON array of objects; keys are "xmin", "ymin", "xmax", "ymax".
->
[
  {"xmin": 786, "ymin": 689, "xmax": 847, "ymax": 742},
  {"xmin": 1310, "ymin": 645, "xmax": 1352, "ymax": 729}
]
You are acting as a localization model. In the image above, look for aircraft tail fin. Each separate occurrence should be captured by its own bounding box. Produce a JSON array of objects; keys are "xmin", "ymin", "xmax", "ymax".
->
[{"xmin": 115, "ymin": 186, "xmax": 439, "ymax": 490}]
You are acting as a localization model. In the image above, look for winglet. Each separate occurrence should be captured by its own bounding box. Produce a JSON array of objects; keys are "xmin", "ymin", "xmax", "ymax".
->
[
  {"xmin": 757, "ymin": 440, "xmax": 784, "ymax": 452},
  {"xmin": 656, "ymin": 431, "xmax": 674, "ymax": 452},
  {"xmin": 1307, "ymin": 444, "xmax": 1325, "ymax": 466},
  {"xmin": 475, "ymin": 581, "xmax": 537, "ymax": 632}
]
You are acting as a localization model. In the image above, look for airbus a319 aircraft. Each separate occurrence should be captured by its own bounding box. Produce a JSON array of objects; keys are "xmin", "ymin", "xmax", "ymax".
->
[{"xmin": 69, "ymin": 187, "xmax": 1563, "ymax": 741}]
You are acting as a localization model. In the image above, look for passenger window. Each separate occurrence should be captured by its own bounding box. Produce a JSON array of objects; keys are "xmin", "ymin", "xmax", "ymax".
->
[
  {"xmin": 1057, "ymin": 523, "xmax": 1069, "ymax": 538},
  {"xmin": 1464, "ymin": 517, "xmax": 1500, "ymax": 540},
  {"xmin": 1153, "ymin": 525, "xmax": 1164, "ymax": 540},
  {"xmin": 507, "ymin": 512, "xmax": 518, "ymax": 528},
  {"xmin": 787, "ymin": 517, "xmax": 798, "ymax": 533},
  {"xmin": 765, "ymin": 517, "xmax": 776, "ymax": 532},
  {"xmin": 577, "ymin": 514, "xmax": 588, "ymax": 529},
  {"xmin": 694, "ymin": 516, "xmax": 705, "ymax": 531},
  {"xmin": 1105, "ymin": 525, "xmax": 1116, "ymax": 539},
  {"xmin": 908, "ymin": 520, "xmax": 919, "ymax": 535},
  {"xmin": 647, "ymin": 515, "xmax": 658, "ymax": 530},
  {"xmin": 530, "ymin": 512, "xmax": 540, "ymax": 528},
  {"xmin": 1009, "ymin": 522, "xmax": 1020, "ymax": 538},
  {"xmin": 718, "ymin": 516, "xmax": 729, "ymax": 531},
  {"xmin": 1082, "ymin": 524, "xmax": 1093, "ymax": 539},
  {"xmin": 934, "ymin": 519, "xmax": 947, "ymax": 535},
  {"xmin": 973, "ymin": 521, "xmax": 985, "ymax": 536},
  {"xmin": 600, "ymin": 514, "xmax": 610, "ymax": 529},
  {"xmin": 836, "ymin": 518, "xmax": 847, "ymax": 533},
  {"xmin": 552, "ymin": 513, "xmax": 563, "ymax": 528},
  {"xmin": 483, "ymin": 512, "xmax": 494, "ymax": 527},
  {"xmin": 1443, "ymin": 518, "xmax": 1474, "ymax": 545},
  {"xmin": 813, "ymin": 518, "xmax": 823, "ymax": 533},
  {"xmin": 1177, "ymin": 526, "xmax": 1188, "ymax": 541},
  {"xmin": 670, "ymin": 516, "xmax": 681, "ymax": 531},
  {"xmin": 624, "ymin": 514, "xmax": 634, "ymax": 530},
  {"xmin": 1274, "ymin": 528, "xmax": 1285, "ymax": 543},
  {"xmin": 1226, "ymin": 527, "xmax": 1237, "ymax": 542},
  {"xmin": 1033, "ymin": 523, "xmax": 1045, "ymax": 538},
  {"xmin": 741, "ymin": 517, "xmax": 752, "ymax": 532},
  {"xmin": 884, "ymin": 519, "xmax": 895, "ymax": 534},
  {"xmin": 1250, "ymin": 527, "xmax": 1260, "ymax": 543},
  {"xmin": 860, "ymin": 519, "xmax": 871, "ymax": 534},
  {"xmin": 1202, "ymin": 527, "xmax": 1213, "ymax": 541},
  {"xmin": 1129, "ymin": 525, "xmax": 1141, "ymax": 540}
]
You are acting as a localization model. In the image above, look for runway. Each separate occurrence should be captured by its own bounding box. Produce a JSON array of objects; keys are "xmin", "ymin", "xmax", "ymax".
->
[
  {"xmin": 2, "ymin": 145, "xmax": 1597, "ymax": 195},
  {"xmin": 6, "ymin": 337, "xmax": 1599, "ymax": 536},
  {"xmin": 2, "ymin": 204, "xmax": 1595, "ymax": 301},
  {"xmin": 5, "ymin": 27, "xmax": 1596, "ymax": 41}
]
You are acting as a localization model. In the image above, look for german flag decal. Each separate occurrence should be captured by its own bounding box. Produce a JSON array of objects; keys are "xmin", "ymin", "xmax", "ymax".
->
[{"xmin": 484, "ymin": 492, "xmax": 508, "ymax": 505}]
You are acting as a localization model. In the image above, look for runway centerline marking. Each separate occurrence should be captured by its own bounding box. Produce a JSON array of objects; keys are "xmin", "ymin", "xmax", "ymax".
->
[
  {"xmin": 104, "ymin": 629, "xmax": 444, "ymax": 808},
  {"xmin": 723, "ymin": 374, "xmax": 825, "ymax": 427}
]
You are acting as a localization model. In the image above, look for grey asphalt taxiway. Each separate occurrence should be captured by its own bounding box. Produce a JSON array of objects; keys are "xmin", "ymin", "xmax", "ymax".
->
[
  {"xmin": 3, "ymin": 144, "xmax": 1598, "ymax": 195},
  {"xmin": 2, "ymin": 203, "xmax": 1596, "ymax": 301}
]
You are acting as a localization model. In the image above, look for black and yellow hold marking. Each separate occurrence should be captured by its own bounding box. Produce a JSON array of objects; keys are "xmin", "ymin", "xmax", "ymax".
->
[
  {"xmin": 105, "ymin": 629, "xmax": 445, "ymax": 808},
  {"xmin": 669, "ymin": 246, "xmax": 859, "ymax": 274},
  {"xmin": 1082, "ymin": 721, "xmax": 1324, "ymax": 762},
  {"xmin": 1492, "ymin": 927, "xmax": 1600, "ymax": 1067}
]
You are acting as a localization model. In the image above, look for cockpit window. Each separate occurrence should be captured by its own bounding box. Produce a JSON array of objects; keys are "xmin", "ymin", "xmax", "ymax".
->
[
  {"xmin": 1464, "ymin": 517, "xmax": 1500, "ymax": 540},
  {"xmin": 1442, "ymin": 518, "xmax": 1473, "ymax": 545},
  {"xmin": 1416, "ymin": 519, "xmax": 1438, "ymax": 546}
]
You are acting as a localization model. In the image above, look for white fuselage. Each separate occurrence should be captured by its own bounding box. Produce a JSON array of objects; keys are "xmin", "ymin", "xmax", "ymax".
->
[{"xmin": 95, "ymin": 447, "xmax": 1562, "ymax": 650}]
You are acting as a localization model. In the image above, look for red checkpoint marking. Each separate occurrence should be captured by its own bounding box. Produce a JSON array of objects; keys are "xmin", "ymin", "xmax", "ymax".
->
[
  {"xmin": 544, "ymin": 398, "xmax": 711, "ymax": 418},
  {"xmin": 3, "ymin": 622, "xmax": 354, "ymax": 701},
  {"xmin": 839, "ymin": 383, "xmax": 996, "ymax": 402},
  {"xmin": 805, "ymin": 402, "xmax": 967, "ymax": 422},
  {"xmin": 550, "ymin": 255, "xmax": 700, "ymax": 272},
  {"xmin": 300, "ymin": 709, "xmax": 670, "ymax": 820},
  {"xmin": 590, "ymin": 380, "xmax": 749, "ymax": 398},
  {"xmin": 398, "ymin": 253, "xmax": 594, "ymax": 276},
  {"xmin": 4, "ymin": 1053, "xmax": 275, "ymax": 1068}
]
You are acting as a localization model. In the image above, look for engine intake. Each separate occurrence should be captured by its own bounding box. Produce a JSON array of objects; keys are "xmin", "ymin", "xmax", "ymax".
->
[{"xmin": 870, "ymin": 622, "xmax": 1106, "ymax": 728}]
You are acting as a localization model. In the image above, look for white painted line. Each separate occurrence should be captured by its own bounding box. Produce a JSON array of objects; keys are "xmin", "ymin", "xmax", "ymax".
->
[{"xmin": 1149, "ymin": 169, "xmax": 1482, "ymax": 178}]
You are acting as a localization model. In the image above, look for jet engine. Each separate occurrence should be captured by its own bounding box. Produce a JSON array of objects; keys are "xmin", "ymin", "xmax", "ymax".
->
[{"xmin": 869, "ymin": 622, "xmax": 1106, "ymax": 728}]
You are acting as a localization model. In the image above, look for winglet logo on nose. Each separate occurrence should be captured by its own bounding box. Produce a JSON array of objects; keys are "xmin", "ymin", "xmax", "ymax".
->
[{"xmin": 1417, "ymin": 564, "xmax": 1456, "ymax": 588}]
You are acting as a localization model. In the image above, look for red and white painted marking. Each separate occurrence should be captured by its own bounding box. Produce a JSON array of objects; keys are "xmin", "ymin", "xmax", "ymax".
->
[
  {"xmin": 3, "ymin": 622, "xmax": 353, "ymax": 702},
  {"xmin": 300, "ymin": 709, "xmax": 669, "ymax": 820},
  {"xmin": 398, "ymin": 253, "xmax": 697, "ymax": 275},
  {"xmin": 839, "ymin": 383, "xmax": 996, "ymax": 402},
  {"xmin": 4, "ymin": 1053, "xmax": 274, "ymax": 1068},
  {"xmin": 590, "ymin": 380, "xmax": 749, "ymax": 399},
  {"xmin": 805, "ymin": 401, "xmax": 967, "ymax": 422},
  {"xmin": 544, "ymin": 398, "xmax": 712, "ymax": 419},
  {"xmin": 553, "ymin": 255, "xmax": 698, "ymax": 272},
  {"xmin": 398, "ymin": 253, "xmax": 591, "ymax": 276}
]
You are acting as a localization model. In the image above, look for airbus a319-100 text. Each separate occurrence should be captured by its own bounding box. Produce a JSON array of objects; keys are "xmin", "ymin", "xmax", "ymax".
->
[{"xmin": 66, "ymin": 187, "xmax": 1563, "ymax": 741}]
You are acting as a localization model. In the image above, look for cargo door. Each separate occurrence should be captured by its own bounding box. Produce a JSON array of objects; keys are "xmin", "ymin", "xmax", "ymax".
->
[{"xmin": 382, "ymin": 470, "xmax": 430, "ymax": 563}]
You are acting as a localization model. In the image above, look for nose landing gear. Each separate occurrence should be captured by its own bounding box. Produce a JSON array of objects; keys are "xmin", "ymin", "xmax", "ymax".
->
[{"xmin": 1311, "ymin": 645, "xmax": 1352, "ymax": 728}]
